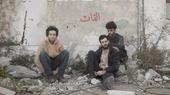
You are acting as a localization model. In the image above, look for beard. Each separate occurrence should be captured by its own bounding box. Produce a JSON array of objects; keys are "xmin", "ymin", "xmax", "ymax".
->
[{"xmin": 102, "ymin": 45, "xmax": 109, "ymax": 49}]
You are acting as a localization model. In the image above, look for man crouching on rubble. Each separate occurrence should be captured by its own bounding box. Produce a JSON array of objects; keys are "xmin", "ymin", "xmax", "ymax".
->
[
  {"xmin": 34, "ymin": 26, "xmax": 69, "ymax": 83},
  {"xmin": 87, "ymin": 34, "xmax": 120, "ymax": 89}
]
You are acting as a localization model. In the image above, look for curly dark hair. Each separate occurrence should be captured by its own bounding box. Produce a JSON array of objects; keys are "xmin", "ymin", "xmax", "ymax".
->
[
  {"xmin": 99, "ymin": 34, "xmax": 108, "ymax": 42},
  {"xmin": 46, "ymin": 26, "xmax": 58, "ymax": 37},
  {"xmin": 105, "ymin": 21, "xmax": 117, "ymax": 29}
]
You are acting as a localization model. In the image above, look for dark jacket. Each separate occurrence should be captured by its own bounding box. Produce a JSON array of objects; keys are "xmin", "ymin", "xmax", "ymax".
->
[
  {"xmin": 94, "ymin": 46, "xmax": 120, "ymax": 73},
  {"xmin": 107, "ymin": 33, "xmax": 127, "ymax": 58}
]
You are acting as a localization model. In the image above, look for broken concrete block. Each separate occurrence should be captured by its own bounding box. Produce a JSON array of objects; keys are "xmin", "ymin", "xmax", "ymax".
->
[
  {"xmin": 163, "ymin": 76, "xmax": 170, "ymax": 81},
  {"xmin": 91, "ymin": 78, "xmax": 101, "ymax": 85},
  {"xmin": 137, "ymin": 73, "xmax": 145, "ymax": 82},
  {"xmin": 0, "ymin": 87, "xmax": 16, "ymax": 95},
  {"xmin": 107, "ymin": 90, "xmax": 135, "ymax": 95},
  {"xmin": 145, "ymin": 69, "xmax": 161, "ymax": 80}
]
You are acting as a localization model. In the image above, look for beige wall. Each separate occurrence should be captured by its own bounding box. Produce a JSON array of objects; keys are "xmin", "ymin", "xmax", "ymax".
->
[{"xmin": 48, "ymin": 0, "xmax": 138, "ymax": 61}]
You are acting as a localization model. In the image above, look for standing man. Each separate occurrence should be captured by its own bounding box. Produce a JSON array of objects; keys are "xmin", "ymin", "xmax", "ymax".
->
[
  {"xmin": 106, "ymin": 21, "xmax": 128, "ymax": 69},
  {"xmin": 34, "ymin": 26, "xmax": 69, "ymax": 83},
  {"xmin": 87, "ymin": 34, "xmax": 120, "ymax": 89}
]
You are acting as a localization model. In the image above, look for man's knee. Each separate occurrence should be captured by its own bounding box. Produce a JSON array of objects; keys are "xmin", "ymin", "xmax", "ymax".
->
[
  {"xmin": 87, "ymin": 50, "xmax": 95, "ymax": 58},
  {"xmin": 39, "ymin": 51, "xmax": 48, "ymax": 59},
  {"xmin": 62, "ymin": 50, "xmax": 69, "ymax": 58},
  {"xmin": 88, "ymin": 50, "xmax": 94, "ymax": 54}
]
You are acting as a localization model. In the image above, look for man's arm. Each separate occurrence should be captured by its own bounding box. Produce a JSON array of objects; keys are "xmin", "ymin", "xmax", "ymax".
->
[
  {"xmin": 34, "ymin": 42, "xmax": 45, "ymax": 73},
  {"xmin": 114, "ymin": 35, "xmax": 125, "ymax": 50}
]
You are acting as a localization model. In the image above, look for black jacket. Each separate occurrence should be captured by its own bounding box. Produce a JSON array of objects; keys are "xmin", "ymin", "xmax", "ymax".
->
[
  {"xmin": 94, "ymin": 46, "xmax": 120, "ymax": 73},
  {"xmin": 107, "ymin": 33, "xmax": 127, "ymax": 58}
]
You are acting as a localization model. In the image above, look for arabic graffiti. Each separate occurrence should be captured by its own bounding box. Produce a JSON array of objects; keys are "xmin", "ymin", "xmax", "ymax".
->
[{"xmin": 80, "ymin": 12, "xmax": 101, "ymax": 22}]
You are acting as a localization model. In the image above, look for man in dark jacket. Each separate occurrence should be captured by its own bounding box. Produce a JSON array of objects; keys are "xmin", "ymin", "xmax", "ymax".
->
[
  {"xmin": 105, "ymin": 21, "xmax": 128, "ymax": 69},
  {"xmin": 87, "ymin": 34, "xmax": 120, "ymax": 89}
]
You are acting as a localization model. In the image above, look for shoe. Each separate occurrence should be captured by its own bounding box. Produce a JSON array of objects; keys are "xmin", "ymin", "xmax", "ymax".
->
[
  {"xmin": 102, "ymin": 76, "xmax": 114, "ymax": 90},
  {"xmin": 47, "ymin": 76, "xmax": 55, "ymax": 83},
  {"xmin": 58, "ymin": 76, "xmax": 67, "ymax": 83}
]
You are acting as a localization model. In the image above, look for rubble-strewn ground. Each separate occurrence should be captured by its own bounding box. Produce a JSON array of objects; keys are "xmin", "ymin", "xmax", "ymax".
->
[{"xmin": 1, "ymin": 47, "xmax": 170, "ymax": 95}]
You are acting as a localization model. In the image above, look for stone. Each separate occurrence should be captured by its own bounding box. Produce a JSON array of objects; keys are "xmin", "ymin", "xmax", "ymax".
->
[
  {"xmin": 115, "ymin": 75, "xmax": 129, "ymax": 83},
  {"xmin": 66, "ymin": 86, "xmax": 75, "ymax": 90},
  {"xmin": 119, "ymin": 64, "xmax": 126, "ymax": 74},
  {"xmin": 107, "ymin": 90, "xmax": 135, "ymax": 95},
  {"xmin": 19, "ymin": 78, "xmax": 43, "ymax": 86},
  {"xmin": 0, "ymin": 87, "xmax": 16, "ymax": 95},
  {"xmin": 6, "ymin": 65, "xmax": 40, "ymax": 78},
  {"xmin": 27, "ymin": 85, "xmax": 44, "ymax": 93},
  {"xmin": 91, "ymin": 78, "xmax": 101, "ymax": 85},
  {"xmin": 163, "ymin": 76, "xmax": 170, "ymax": 81},
  {"xmin": 145, "ymin": 69, "xmax": 161, "ymax": 80},
  {"xmin": 0, "ymin": 57, "xmax": 11, "ymax": 67},
  {"xmin": 64, "ymin": 74, "xmax": 71, "ymax": 79},
  {"xmin": 0, "ymin": 78, "xmax": 14, "ymax": 89},
  {"xmin": 136, "ymin": 70, "xmax": 145, "ymax": 82}
]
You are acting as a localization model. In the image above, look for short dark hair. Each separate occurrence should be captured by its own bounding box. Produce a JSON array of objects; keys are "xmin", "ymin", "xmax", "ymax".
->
[
  {"xmin": 46, "ymin": 26, "xmax": 58, "ymax": 37},
  {"xmin": 99, "ymin": 34, "xmax": 108, "ymax": 42},
  {"xmin": 105, "ymin": 21, "xmax": 117, "ymax": 29}
]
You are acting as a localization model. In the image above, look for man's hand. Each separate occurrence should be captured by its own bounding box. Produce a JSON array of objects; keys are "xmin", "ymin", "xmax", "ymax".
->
[
  {"xmin": 95, "ymin": 70, "xmax": 106, "ymax": 76},
  {"xmin": 112, "ymin": 46, "xmax": 119, "ymax": 52}
]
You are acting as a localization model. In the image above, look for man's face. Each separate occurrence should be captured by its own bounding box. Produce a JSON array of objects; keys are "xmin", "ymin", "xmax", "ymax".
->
[
  {"xmin": 107, "ymin": 28, "xmax": 116, "ymax": 37},
  {"xmin": 100, "ymin": 38, "xmax": 109, "ymax": 49},
  {"xmin": 47, "ymin": 30, "xmax": 57, "ymax": 43}
]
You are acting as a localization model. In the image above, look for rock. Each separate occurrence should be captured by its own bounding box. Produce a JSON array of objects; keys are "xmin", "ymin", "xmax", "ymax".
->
[
  {"xmin": 6, "ymin": 65, "xmax": 40, "ymax": 78},
  {"xmin": 154, "ymin": 78, "xmax": 163, "ymax": 82},
  {"xmin": 19, "ymin": 78, "xmax": 42, "ymax": 86},
  {"xmin": 0, "ymin": 57, "xmax": 11, "ymax": 67},
  {"xmin": 119, "ymin": 64, "xmax": 126, "ymax": 74},
  {"xmin": 115, "ymin": 75, "xmax": 129, "ymax": 83},
  {"xmin": 41, "ymin": 87, "xmax": 50, "ymax": 95},
  {"xmin": 136, "ymin": 70, "xmax": 145, "ymax": 82},
  {"xmin": 0, "ymin": 87, "xmax": 16, "ymax": 95},
  {"xmin": 0, "ymin": 78, "xmax": 14, "ymax": 89},
  {"xmin": 91, "ymin": 78, "xmax": 101, "ymax": 85},
  {"xmin": 137, "ymin": 73, "xmax": 145, "ymax": 82},
  {"xmin": 66, "ymin": 86, "xmax": 75, "ymax": 90},
  {"xmin": 27, "ymin": 85, "xmax": 44, "ymax": 93},
  {"xmin": 143, "ymin": 80, "xmax": 157, "ymax": 86},
  {"xmin": 107, "ymin": 90, "xmax": 135, "ymax": 95},
  {"xmin": 145, "ymin": 69, "xmax": 161, "ymax": 80},
  {"xmin": 77, "ymin": 75, "xmax": 88, "ymax": 81},
  {"xmin": 64, "ymin": 74, "xmax": 71, "ymax": 79},
  {"xmin": 163, "ymin": 76, "xmax": 170, "ymax": 81}
]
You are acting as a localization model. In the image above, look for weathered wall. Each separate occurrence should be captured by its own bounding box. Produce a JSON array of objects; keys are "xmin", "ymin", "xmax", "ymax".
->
[
  {"xmin": 144, "ymin": 0, "xmax": 169, "ymax": 49},
  {"xmin": 13, "ymin": 0, "xmax": 48, "ymax": 46},
  {"xmin": 0, "ymin": 0, "xmax": 21, "ymax": 44},
  {"xmin": 48, "ymin": 0, "xmax": 138, "ymax": 61}
]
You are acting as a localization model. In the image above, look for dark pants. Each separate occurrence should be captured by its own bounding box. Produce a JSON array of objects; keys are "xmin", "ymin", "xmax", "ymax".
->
[
  {"xmin": 39, "ymin": 50, "xmax": 69, "ymax": 78},
  {"xmin": 86, "ymin": 50, "xmax": 116, "ymax": 81}
]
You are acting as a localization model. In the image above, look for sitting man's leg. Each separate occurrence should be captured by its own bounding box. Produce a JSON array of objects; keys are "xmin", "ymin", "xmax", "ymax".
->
[
  {"xmin": 87, "ymin": 50, "xmax": 97, "ymax": 77},
  {"xmin": 54, "ymin": 50, "xmax": 69, "ymax": 82},
  {"xmin": 39, "ymin": 51, "xmax": 54, "ymax": 82}
]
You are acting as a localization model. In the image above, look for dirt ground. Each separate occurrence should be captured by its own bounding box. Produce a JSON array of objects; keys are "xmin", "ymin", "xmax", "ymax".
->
[{"xmin": 69, "ymin": 82, "xmax": 170, "ymax": 95}]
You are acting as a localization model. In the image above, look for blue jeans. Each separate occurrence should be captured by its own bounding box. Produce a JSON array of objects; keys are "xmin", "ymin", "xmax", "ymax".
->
[{"xmin": 39, "ymin": 50, "xmax": 69, "ymax": 77}]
